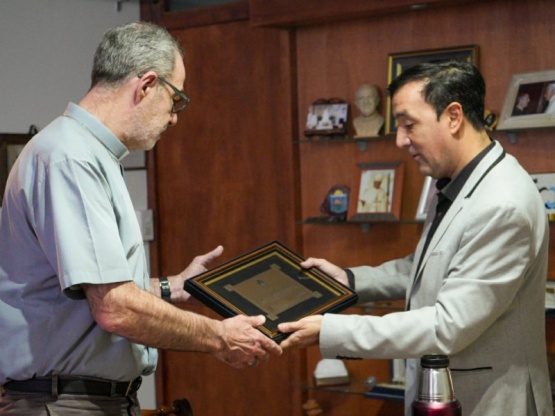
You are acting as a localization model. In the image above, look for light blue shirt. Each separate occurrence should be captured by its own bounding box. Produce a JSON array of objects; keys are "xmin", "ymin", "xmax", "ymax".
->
[{"xmin": 0, "ymin": 102, "xmax": 157, "ymax": 383}]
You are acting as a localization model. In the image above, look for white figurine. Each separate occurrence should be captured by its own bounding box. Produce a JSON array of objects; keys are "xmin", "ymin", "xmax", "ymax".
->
[{"xmin": 353, "ymin": 84, "xmax": 384, "ymax": 137}]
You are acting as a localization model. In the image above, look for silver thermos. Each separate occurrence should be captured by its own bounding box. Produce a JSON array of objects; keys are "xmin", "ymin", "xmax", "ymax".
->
[{"xmin": 412, "ymin": 354, "xmax": 462, "ymax": 416}]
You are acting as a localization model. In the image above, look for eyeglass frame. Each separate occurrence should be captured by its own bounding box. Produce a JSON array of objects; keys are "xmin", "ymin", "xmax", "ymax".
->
[{"xmin": 137, "ymin": 74, "xmax": 190, "ymax": 113}]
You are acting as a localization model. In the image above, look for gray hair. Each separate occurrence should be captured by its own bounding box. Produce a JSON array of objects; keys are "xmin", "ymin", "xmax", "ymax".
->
[{"xmin": 91, "ymin": 22, "xmax": 183, "ymax": 88}]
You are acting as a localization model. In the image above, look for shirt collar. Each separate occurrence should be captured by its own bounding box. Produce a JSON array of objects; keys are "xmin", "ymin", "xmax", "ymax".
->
[
  {"xmin": 438, "ymin": 139, "xmax": 495, "ymax": 203},
  {"xmin": 64, "ymin": 102, "xmax": 129, "ymax": 162}
]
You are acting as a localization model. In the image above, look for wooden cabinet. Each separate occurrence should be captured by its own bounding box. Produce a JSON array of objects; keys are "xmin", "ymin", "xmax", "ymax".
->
[{"xmin": 143, "ymin": 0, "xmax": 555, "ymax": 414}]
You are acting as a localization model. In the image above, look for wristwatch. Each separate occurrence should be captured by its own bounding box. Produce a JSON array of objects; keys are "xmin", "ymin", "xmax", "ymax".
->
[{"xmin": 159, "ymin": 277, "xmax": 172, "ymax": 303}]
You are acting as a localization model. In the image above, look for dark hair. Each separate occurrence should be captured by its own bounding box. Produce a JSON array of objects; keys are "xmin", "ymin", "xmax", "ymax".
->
[
  {"xmin": 387, "ymin": 60, "xmax": 486, "ymax": 131},
  {"xmin": 91, "ymin": 22, "xmax": 183, "ymax": 88}
]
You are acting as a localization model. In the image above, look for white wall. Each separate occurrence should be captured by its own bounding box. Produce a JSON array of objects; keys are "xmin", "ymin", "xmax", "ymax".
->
[{"xmin": 0, "ymin": 0, "xmax": 157, "ymax": 409}]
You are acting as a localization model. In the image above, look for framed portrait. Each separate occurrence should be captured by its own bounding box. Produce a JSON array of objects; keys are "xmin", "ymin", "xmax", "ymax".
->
[
  {"xmin": 415, "ymin": 176, "xmax": 438, "ymax": 221},
  {"xmin": 348, "ymin": 162, "xmax": 404, "ymax": 221},
  {"xmin": 1, "ymin": 133, "xmax": 33, "ymax": 206},
  {"xmin": 304, "ymin": 98, "xmax": 349, "ymax": 137},
  {"xmin": 385, "ymin": 45, "xmax": 479, "ymax": 135},
  {"xmin": 184, "ymin": 241, "xmax": 358, "ymax": 343},
  {"xmin": 497, "ymin": 70, "xmax": 555, "ymax": 131},
  {"xmin": 530, "ymin": 172, "xmax": 555, "ymax": 215}
]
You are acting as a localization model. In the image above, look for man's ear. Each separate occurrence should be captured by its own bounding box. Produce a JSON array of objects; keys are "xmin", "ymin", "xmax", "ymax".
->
[
  {"xmin": 446, "ymin": 102, "xmax": 463, "ymax": 132},
  {"xmin": 135, "ymin": 72, "xmax": 158, "ymax": 103}
]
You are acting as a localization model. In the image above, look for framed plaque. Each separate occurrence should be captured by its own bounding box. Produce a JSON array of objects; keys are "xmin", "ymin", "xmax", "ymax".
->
[{"xmin": 184, "ymin": 241, "xmax": 358, "ymax": 343}]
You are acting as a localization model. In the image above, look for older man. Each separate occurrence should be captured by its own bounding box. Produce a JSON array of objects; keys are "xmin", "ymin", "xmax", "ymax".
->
[{"xmin": 0, "ymin": 22, "xmax": 281, "ymax": 415}]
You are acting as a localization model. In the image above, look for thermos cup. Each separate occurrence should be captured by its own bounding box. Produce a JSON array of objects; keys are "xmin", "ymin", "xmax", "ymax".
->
[{"xmin": 412, "ymin": 354, "xmax": 462, "ymax": 416}]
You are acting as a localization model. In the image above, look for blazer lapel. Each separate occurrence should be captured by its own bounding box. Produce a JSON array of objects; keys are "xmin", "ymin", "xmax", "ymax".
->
[{"xmin": 408, "ymin": 141, "xmax": 506, "ymax": 302}]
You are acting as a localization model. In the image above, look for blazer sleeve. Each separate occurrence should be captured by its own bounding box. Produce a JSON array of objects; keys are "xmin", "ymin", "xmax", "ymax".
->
[
  {"xmin": 349, "ymin": 253, "xmax": 414, "ymax": 303},
  {"xmin": 320, "ymin": 196, "xmax": 540, "ymax": 360}
]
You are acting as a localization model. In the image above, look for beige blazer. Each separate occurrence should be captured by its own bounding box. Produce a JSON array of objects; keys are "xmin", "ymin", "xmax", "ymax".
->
[{"xmin": 320, "ymin": 141, "xmax": 553, "ymax": 416}]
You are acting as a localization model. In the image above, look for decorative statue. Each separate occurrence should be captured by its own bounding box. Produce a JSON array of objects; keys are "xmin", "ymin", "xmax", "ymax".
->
[{"xmin": 353, "ymin": 84, "xmax": 384, "ymax": 137}]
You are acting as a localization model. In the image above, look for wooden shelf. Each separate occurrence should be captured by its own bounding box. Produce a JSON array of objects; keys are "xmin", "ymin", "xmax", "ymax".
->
[
  {"xmin": 304, "ymin": 216, "xmax": 422, "ymax": 224},
  {"xmin": 295, "ymin": 134, "xmax": 395, "ymax": 152}
]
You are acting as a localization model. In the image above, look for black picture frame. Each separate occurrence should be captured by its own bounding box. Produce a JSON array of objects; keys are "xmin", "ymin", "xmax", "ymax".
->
[
  {"xmin": 184, "ymin": 241, "xmax": 358, "ymax": 343},
  {"xmin": 0, "ymin": 133, "xmax": 33, "ymax": 206}
]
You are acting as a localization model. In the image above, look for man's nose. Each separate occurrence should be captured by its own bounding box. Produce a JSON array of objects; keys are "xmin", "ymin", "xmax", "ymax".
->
[{"xmin": 395, "ymin": 129, "xmax": 409, "ymax": 149}]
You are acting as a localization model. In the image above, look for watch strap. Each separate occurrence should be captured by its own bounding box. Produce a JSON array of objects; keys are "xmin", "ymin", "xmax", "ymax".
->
[
  {"xmin": 345, "ymin": 269, "xmax": 355, "ymax": 290},
  {"xmin": 159, "ymin": 277, "xmax": 172, "ymax": 303}
]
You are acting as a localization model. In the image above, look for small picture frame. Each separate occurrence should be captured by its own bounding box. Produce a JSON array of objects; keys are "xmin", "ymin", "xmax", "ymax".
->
[
  {"xmin": 415, "ymin": 176, "xmax": 438, "ymax": 221},
  {"xmin": 530, "ymin": 172, "xmax": 555, "ymax": 215},
  {"xmin": 386, "ymin": 45, "xmax": 479, "ymax": 135},
  {"xmin": 1, "ymin": 133, "xmax": 33, "ymax": 206},
  {"xmin": 348, "ymin": 162, "xmax": 404, "ymax": 221},
  {"xmin": 497, "ymin": 70, "xmax": 555, "ymax": 131},
  {"xmin": 304, "ymin": 98, "xmax": 349, "ymax": 137}
]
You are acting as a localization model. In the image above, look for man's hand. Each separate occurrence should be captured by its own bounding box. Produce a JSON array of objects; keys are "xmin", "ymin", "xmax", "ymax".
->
[
  {"xmin": 155, "ymin": 245, "xmax": 224, "ymax": 304},
  {"xmin": 278, "ymin": 315, "xmax": 323, "ymax": 349},
  {"xmin": 181, "ymin": 245, "xmax": 224, "ymax": 280},
  {"xmin": 301, "ymin": 257, "xmax": 349, "ymax": 287},
  {"xmin": 214, "ymin": 315, "xmax": 282, "ymax": 369}
]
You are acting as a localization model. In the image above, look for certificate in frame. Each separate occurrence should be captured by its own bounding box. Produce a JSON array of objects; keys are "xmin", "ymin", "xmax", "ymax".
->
[{"xmin": 184, "ymin": 241, "xmax": 358, "ymax": 343}]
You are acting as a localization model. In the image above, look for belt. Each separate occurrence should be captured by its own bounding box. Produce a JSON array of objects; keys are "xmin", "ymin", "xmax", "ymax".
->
[{"xmin": 3, "ymin": 376, "xmax": 142, "ymax": 397}]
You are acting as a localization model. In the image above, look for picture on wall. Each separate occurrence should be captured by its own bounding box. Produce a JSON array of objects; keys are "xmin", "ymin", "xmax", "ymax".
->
[
  {"xmin": 385, "ymin": 45, "xmax": 479, "ymax": 135},
  {"xmin": 0, "ymin": 133, "xmax": 33, "ymax": 206},
  {"xmin": 530, "ymin": 172, "xmax": 555, "ymax": 215},
  {"xmin": 497, "ymin": 70, "xmax": 555, "ymax": 131},
  {"xmin": 415, "ymin": 176, "xmax": 438, "ymax": 221},
  {"xmin": 304, "ymin": 98, "xmax": 349, "ymax": 137},
  {"xmin": 348, "ymin": 162, "xmax": 404, "ymax": 222}
]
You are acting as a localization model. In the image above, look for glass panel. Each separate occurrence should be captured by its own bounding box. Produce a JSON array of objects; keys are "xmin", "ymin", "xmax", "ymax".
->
[{"xmin": 167, "ymin": 0, "xmax": 240, "ymax": 11}]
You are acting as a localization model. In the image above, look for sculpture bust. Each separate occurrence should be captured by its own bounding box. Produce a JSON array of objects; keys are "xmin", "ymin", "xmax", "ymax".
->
[{"xmin": 353, "ymin": 84, "xmax": 384, "ymax": 137}]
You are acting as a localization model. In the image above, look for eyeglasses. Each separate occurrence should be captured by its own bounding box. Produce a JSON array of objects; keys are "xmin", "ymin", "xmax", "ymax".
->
[
  {"xmin": 158, "ymin": 75, "xmax": 190, "ymax": 113},
  {"xmin": 138, "ymin": 74, "xmax": 190, "ymax": 113}
]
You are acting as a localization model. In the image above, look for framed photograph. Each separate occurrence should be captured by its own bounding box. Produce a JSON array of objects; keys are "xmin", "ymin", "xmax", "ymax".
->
[
  {"xmin": 415, "ymin": 176, "xmax": 438, "ymax": 221},
  {"xmin": 530, "ymin": 172, "xmax": 555, "ymax": 215},
  {"xmin": 385, "ymin": 45, "xmax": 479, "ymax": 135},
  {"xmin": 1, "ymin": 133, "xmax": 33, "ymax": 206},
  {"xmin": 348, "ymin": 162, "xmax": 404, "ymax": 221},
  {"xmin": 497, "ymin": 70, "xmax": 555, "ymax": 131},
  {"xmin": 304, "ymin": 98, "xmax": 349, "ymax": 137},
  {"xmin": 184, "ymin": 240, "xmax": 358, "ymax": 343}
]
